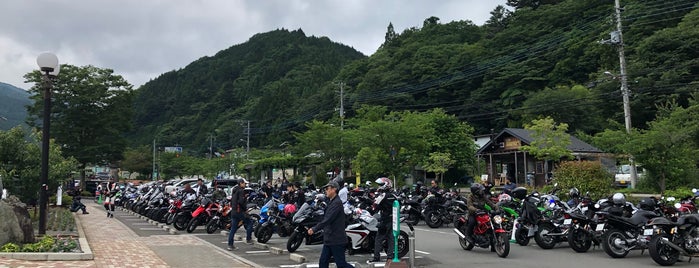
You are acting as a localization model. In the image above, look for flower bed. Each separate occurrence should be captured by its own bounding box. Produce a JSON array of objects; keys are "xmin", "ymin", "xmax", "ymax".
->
[{"xmin": 1, "ymin": 235, "xmax": 81, "ymax": 253}]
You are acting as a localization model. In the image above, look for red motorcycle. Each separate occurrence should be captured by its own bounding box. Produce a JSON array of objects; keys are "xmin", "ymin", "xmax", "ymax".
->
[
  {"xmin": 454, "ymin": 210, "xmax": 510, "ymax": 258},
  {"xmin": 186, "ymin": 196, "xmax": 221, "ymax": 233}
]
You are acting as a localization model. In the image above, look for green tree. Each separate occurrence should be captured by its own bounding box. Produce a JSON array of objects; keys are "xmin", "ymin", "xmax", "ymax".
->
[
  {"xmin": 0, "ymin": 127, "xmax": 77, "ymax": 202},
  {"xmin": 520, "ymin": 116, "xmax": 573, "ymax": 180},
  {"xmin": 625, "ymin": 100, "xmax": 699, "ymax": 193},
  {"xmin": 423, "ymin": 152, "xmax": 455, "ymax": 185},
  {"xmin": 25, "ymin": 64, "xmax": 134, "ymax": 184},
  {"xmin": 120, "ymin": 145, "xmax": 153, "ymax": 180},
  {"xmin": 516, "ymin": 85, "xmax": 603, "ymax": 134}
]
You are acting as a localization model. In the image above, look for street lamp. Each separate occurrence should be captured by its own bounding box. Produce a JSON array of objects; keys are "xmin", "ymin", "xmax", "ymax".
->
[{"xmin": 36, "ymin": 52, "xmax": 60, "ymax": 235}]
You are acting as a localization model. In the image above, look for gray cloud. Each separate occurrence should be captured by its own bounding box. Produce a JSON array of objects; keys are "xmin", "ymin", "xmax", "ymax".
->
[{"xmin": 0, "ymin": 0, "xmax": 505, "ymax": 90}]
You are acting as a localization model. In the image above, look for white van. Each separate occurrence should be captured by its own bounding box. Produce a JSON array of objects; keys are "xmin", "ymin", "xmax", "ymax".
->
[{"xmin": 614, "ymin": 164, "xmax": 645, "ymax": 187}]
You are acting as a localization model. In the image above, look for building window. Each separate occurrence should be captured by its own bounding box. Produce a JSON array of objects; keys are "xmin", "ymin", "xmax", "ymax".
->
[{"xmin": 536, "ymin": 161, "xmax": 544, "ymax": 174}]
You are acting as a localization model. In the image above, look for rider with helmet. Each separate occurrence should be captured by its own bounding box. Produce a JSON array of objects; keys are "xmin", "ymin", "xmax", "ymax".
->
[
  {"xmin": 610, "ymin": 192, "xmax": 634, "ymax": 217},
  {"xmin": 567, "ymin": 187, "xmax": 580, "ymax": 207},
  {"xmin": 466, "ymin": 183, "xmax": 499, "ymax": 242},
  {"xmin": 369, "ymin": 177, "xmax": 399, "ymax": 263}
]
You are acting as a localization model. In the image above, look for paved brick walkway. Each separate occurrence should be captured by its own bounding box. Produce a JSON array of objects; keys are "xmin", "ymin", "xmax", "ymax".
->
[{"xmin": 0, "ymin": 203, "xmax": 252, "ymax": 268}]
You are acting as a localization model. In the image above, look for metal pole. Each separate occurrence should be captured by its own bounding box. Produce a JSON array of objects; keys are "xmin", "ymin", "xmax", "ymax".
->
[
  {"xmin": 339, "ymin": 82, "xmax": 345, "ymax": 179},
  {"xmin": 152, "ymin": 139, "xmax": 156, "ymax": 180},
  {"xmin": 614, "ymin": 0, "xmax": 638, "ymax": 188},
  {"xmin": 408, "ymin": 230, "xmax": 416, "ymax": 267},
  {"xmin": 246, "ymin": 120, "xmax": 250, "ymax": 154},
  {"xmin": 39, "ymin": 72, "xmax": 52, "ymax": 235}
]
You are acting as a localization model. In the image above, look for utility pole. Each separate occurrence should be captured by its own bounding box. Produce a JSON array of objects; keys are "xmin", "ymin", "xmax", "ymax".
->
[
  {"xmin": 246, "ymin": 120, "xmax": 250, "ymax": 155},
  {"xmin": 614, "ymin": 0, "xmax": 638, "ymax": 188},
  {"xmin": 339, "ymin": 82, "xmax": 345, "ymax": 179},
  {"xmin": 152, "ymin": 139, "xmax": 156, "ymax": 181}
]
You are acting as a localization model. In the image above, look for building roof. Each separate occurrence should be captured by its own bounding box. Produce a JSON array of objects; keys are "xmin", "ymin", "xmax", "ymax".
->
[{"xmin": 477, "ymin": 128, "xmax": 603, "ymax": 154}]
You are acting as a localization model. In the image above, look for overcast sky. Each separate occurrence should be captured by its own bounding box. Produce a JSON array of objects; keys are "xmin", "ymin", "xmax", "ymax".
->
[{"xmin": 0, "ymin": 0, "xmax": 506, "ymax": 90}]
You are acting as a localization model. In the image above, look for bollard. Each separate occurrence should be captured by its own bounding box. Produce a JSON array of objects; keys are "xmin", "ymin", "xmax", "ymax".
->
[{"xmin": 510, "ymin": 218, "xmax": 518, "ymax": 243}]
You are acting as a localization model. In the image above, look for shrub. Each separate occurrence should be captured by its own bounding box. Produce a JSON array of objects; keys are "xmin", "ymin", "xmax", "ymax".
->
[
  {"xmin": 1, "ymin": 243, "xmax": 20, "ymax": 252},
  {"xmin": 48, "ymin": 194, "xmax": 73, "ymax": 207},
  {"xmin": 663, "ymin": 187, "xmax": 695, "ymax": 199},
  {"xmin": 552, "ymin": 161, "xmax": 614, "ymax": 200}
]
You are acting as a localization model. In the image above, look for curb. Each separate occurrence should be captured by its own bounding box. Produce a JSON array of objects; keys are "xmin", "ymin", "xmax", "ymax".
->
[
  {"xmin": 269, "ymin": 246, "xmax": 285, "ymax": 255},
  {"xmin": 121, "ymin": 207, "xmax": 178, "ymax": 235},
  {"xmin": 289, "ymin": 253, "xmax": 305, "ymax": 263},
  {"xmin": 0, "ymin": 211, "xmax": 94, "ymax": 261}
]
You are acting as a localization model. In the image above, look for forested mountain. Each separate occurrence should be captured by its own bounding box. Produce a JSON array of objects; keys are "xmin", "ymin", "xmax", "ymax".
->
[
  {"xmin": 132, "ymin": 29, "xmax": 366, "ymax": 153},
  {"xmin": 0, "ymin": 82, "xmax": 30, "ymax": 130},
  {"xmin": 131, "ymin": 0, "xmax": 699, "ymax": 153}
]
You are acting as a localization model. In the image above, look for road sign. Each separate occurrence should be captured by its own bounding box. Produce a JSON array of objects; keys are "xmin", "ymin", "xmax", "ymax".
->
[{"xmin": 164, "ymin": 147, "xmax": 182, "ymax": 153}]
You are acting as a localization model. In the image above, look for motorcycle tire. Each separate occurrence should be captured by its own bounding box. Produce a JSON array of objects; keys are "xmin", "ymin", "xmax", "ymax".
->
[
  {"xmin": 394, "ymin": 231, "xmax": 410, "ymax": 259},
  {"xmin": 287, "ymin": 231, "xmax": 304, "ymax": 253},
  {"xmin": 602, "ymin": 228, "xmax": 630, "ymax": 258},
  {"xmin": 186, "ymin": 217, "xmax": 199, "ymax": 233},
  {"xmin": 534, "ymin": 222, "xmax": 558, "ymax": 249},
  {"xmin": 346, "ymin": 237, "xmax": 355, "ymax": 255},
  {"xmin": 515, "ymin": 227, "xmax": 530, "ymax": 246},
  {"xmin": 157, "ymin": 210, "xmax": 168, "ymax": 223},
  {"xmin": 494, "ymin": 232, "xmax": 510, "ymax": 258},
  {"xmin": 166, "ymin": 213, "xmax": 176, "ymax": 225},
  {"xmin": 425, "ymin": 211, "xmax": 443, "ymax": 229},
  {"xmin": 458, "ymin": 227, "xmax": 475, "ymax": 251},
  {"xmin": 256, "ymin": 224, "xmax": 274, "ymax": 243},
  {"xmin": 173, "ymin": 214, "xmax": 190, "ymax": 231},
  {"xmin": 649, "ymin": 234, "xmax": 680, "ymax": 266},
  {"xmin": 568, "ymin": 228, "xmax": 592, "ymax": 253},
  {"xmin": 205, "ymin": 219, "xmax": 219, "ymax": 234},
  {"xmin": 250, "ymin": 214, "xmax": 261, "ymax": 233}
]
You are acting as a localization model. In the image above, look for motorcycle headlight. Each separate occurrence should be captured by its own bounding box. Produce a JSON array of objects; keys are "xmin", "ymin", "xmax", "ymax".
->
[
  {"xmin": 405, "ymin": 205, "xmax": 411, "ymax": 211},
  {"xmin": 493, "ymin": 215, "xmax": 503, "ymax": 224},
  {"xmin": 674, "ymin": 203, "xmax": 682, "ymax": 209}
]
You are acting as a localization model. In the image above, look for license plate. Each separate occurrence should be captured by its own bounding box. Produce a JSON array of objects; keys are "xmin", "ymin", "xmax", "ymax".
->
[
  {"xmin": 595, "ymin": 224, "xmax": 605, "ymax": 231},
  {"xmin": 564, "ymin": 219, "xmax": 572, "ymax": 225},
  {"xmin": 644, "ymin": 229, "xmax": 654, "ymax": 236}
]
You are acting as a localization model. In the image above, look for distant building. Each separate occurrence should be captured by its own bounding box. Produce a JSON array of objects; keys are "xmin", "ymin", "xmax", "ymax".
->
[{"xmin": 476, "ymin": 128, "xmax": 612, "ymax": 187}]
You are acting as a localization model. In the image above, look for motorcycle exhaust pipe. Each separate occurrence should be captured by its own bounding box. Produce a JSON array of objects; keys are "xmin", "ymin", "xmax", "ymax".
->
[
  {"xmin": 660, "ymin": 237, "xmax": 690, "ymax": 256},
  {"xmin": 453, "ymin": 228, "xmax": 466, "ymax": 239}
]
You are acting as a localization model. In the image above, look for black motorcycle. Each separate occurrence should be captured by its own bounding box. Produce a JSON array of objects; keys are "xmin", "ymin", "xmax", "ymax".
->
[
  {"xmin": 600, "ymin": 208, "xmax": 659, "ymax": 258},
  {"xmin": 286, "ymin": 202, "xmax": 325, "ymax": 253},
  {"xmin": 648, "ymin": 213, "xmax": 699, "ymax": 266},
  {"xmin": 400, "ymin": 194, "xmax": 423, "ymax": 226},
  {"xmin": 422, "ymin": 192, "xmax": 467, "ymax": 228}
]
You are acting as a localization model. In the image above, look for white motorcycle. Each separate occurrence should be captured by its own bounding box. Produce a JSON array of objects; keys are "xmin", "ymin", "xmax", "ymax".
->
[{"xmin": 344, "ymin": 207, "xmax": 412, "ymax": 258}]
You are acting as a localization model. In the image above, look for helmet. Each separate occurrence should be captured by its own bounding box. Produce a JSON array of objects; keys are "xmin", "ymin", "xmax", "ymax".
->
[
  {"xmin": 498, "ymin": 193, "xmax": 512, "ymax": 203},
  {"xmin": 365, "ymin": 181, "xmax": 371, "ymax": 186},
  {"xmin": 375, "ymin": 177, "xmax": 392, "ymax": 191},
  {"xmin": 568, "ymin": 187, "xmax": 580, "ymax": 198},
  {"xmin": 638, "ymin": 197, "xmax": 656, "ymax": 210},
  {"xmin": 416, "ymin": 181, "xmax": 424, "ymax": 186},
  {"xmin": 349, "ymin": 183, "xmax": 354, "ymax": 189},
  {"xmin": 470, "ymin": 183, "xmax": 485, "ymax": 197},
  {"xmin": 612, "ymin": 193, "xmax": 626, "ymax": 205}
]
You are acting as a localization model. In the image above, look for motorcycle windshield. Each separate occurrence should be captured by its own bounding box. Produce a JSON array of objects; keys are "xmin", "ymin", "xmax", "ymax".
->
[
  {"xmin": 293, "ymin": 203, "xmax": 312, "ymax": 223},
  {"xmin": 263, "ymin": 199, "xmax": 275, "ymax": 210}
]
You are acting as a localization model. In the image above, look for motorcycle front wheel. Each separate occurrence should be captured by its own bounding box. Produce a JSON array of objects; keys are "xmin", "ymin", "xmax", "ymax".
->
[
  {"xmin": 425, "ymin": 211, "xmax": 443, "ymax": 228},
  {"xmin": 205, "ymin": 218, "xmax": 219, "ymax": 234},
  {"xmin": 173, "ymin": 214, "xmax": 190, "ymax": 231},
  {"xmin": 494, "ymin": 232, "xmax": 510, "ymax": 258},
  {"xmin": 287, "ymin": 231, "xmax": 304, "ymax": 253},
  {"xmin": 404, "ymin": 211, "xmax": 420, "ymax": 226},
  {"xmin": 515, "ymin": 227, "xmax": 530, "ymax": 246},
  {"xmin": 649, "ymin": 234, "xmax": 679, "ymax": 266},
  {"xmin": 256, "ymin": 224, "xmax": 274, "ymax": 243},
  {"xmin": 186, "ymin": 217, "xmax": 199, "ymax": 233}
]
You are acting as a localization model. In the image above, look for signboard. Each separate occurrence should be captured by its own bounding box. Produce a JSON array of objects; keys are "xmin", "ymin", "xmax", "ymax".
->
[
  {"xmin": 164, "ymin": 147, "xmax": 183, "ymax": 153},
  {"xmin": 504, "ymin": 137, "xmax": 521, "ymax": 150}
]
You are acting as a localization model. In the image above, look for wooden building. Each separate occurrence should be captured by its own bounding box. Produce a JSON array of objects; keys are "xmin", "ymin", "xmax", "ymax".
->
[{"xmin": 476, "ymin": 128, "xmax": 607, "ymax": 187}]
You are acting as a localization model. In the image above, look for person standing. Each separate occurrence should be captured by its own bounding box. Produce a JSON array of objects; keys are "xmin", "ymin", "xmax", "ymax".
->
[
  {"xmin": 369, "ymin": 177, "xmax": 398, "ymax": 263},
  {"xmin": 262, "ymin": 181, "xmax": 273, "ymax": 202},
  {"xmin": 227, "ymin": 178, "xmax": 253, "ymax": 250},
  {"xmin": 103, "ymin": 181, "xmax": 117, "ymax": 218},
  {"xmin": 196, "ymin": 178, "xmax": 208, "ymax": 197},
  {"xmin": 308, "ymin": 181, "xmax": 354, "ymax": 268}
]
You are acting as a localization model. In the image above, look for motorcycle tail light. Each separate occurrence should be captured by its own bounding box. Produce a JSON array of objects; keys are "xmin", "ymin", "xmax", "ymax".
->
[{"xmin": 564, "ymin": 214, "xmax": 570, "ymax": 219}]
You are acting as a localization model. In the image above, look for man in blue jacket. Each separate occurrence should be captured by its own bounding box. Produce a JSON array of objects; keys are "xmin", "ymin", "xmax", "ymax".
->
[{"xmin": 308, "ymin": 181, "xmax": 354, "ymax": 268}]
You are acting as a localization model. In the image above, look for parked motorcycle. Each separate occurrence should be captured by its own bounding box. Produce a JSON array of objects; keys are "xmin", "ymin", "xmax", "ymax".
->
[
  {"xmin": 256, "ymin": 198, "xmax": 296, "ymax": 243},
  {"xmin": 648, "ymin": 212, "xmax": 699, "ymax": 266},
  {"xmin": 345, "ymin": 207, "xmax": 413, "ymax": 258},
  {"xmin": 286, "ymin": 202, "xmax": 325, "ymax": 253},
  {"xmin": 599, "ymin": 200, "xmax": 659, "ymax": 258}
]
